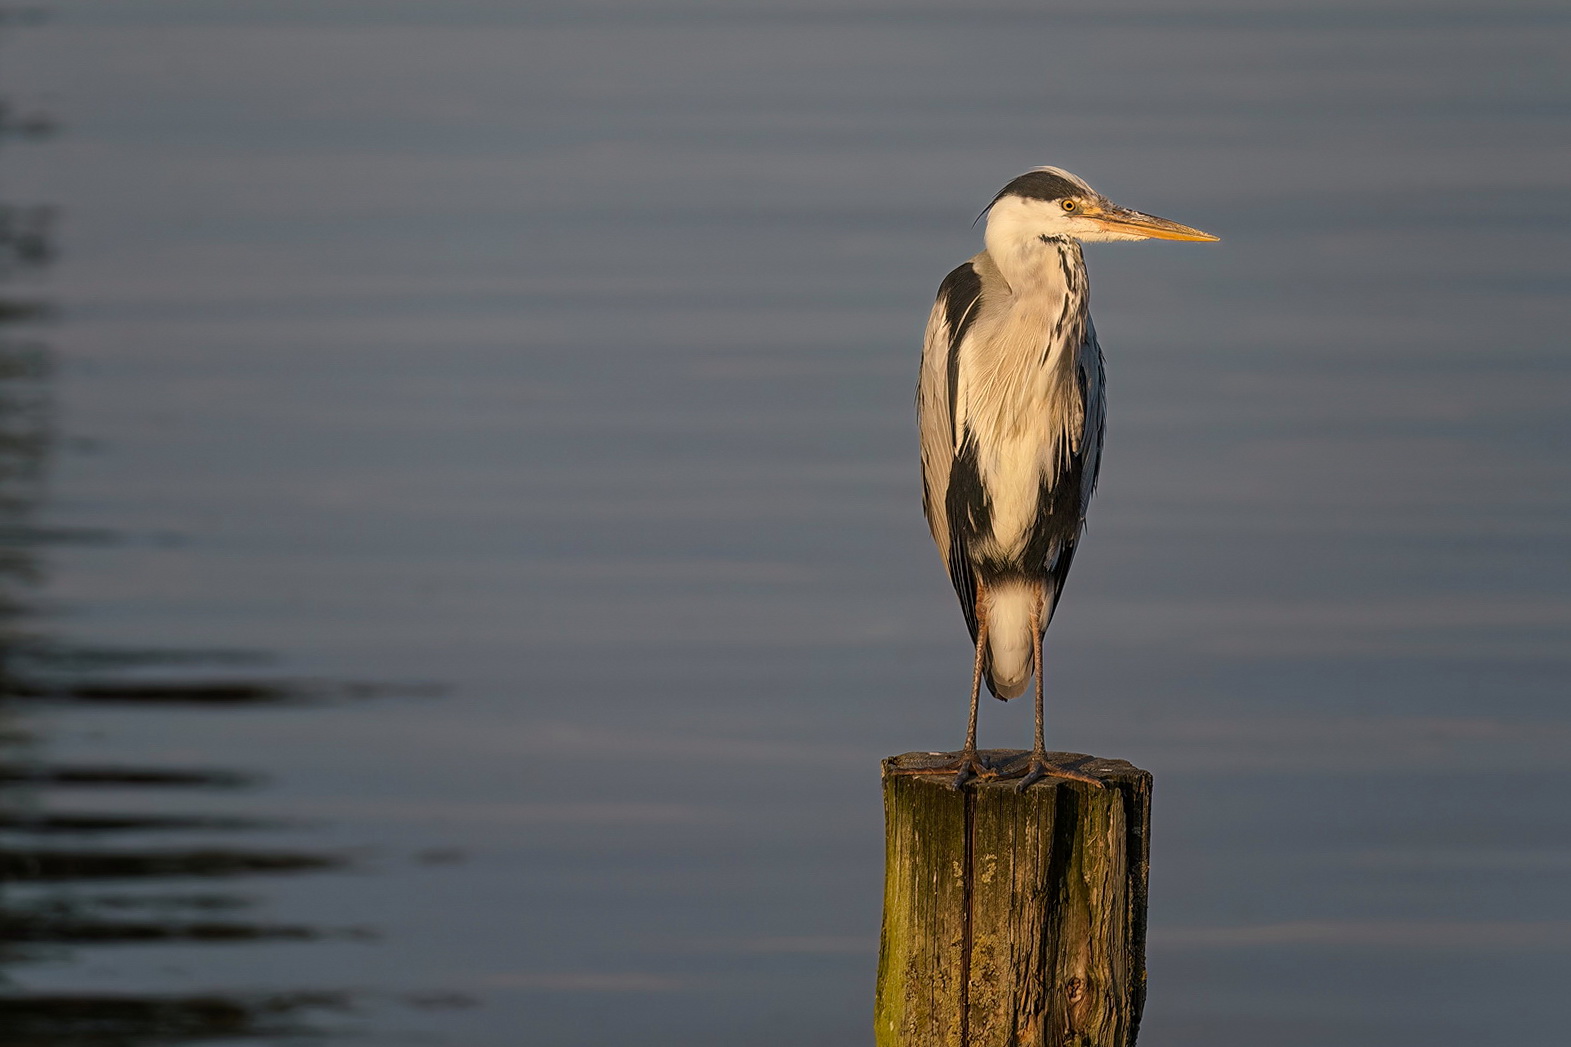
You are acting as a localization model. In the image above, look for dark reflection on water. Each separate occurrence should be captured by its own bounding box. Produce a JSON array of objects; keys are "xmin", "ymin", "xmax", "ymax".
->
[
  {"xmin": 0, "ymin": 993, "xmax": 351, "ymax": 1046},
  {"xmin": 0, "ymin": 413, "xmax": 354, "ymax": 1036},
  {"xmin": 0, "ymin": 25, "xmax": 363, "ymax": 1043}
]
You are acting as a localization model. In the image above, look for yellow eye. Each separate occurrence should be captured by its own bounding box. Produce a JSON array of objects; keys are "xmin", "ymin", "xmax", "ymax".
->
[{"xmin": 1061, "ymin": 199, "xmax": 1078, "ymax": 212}]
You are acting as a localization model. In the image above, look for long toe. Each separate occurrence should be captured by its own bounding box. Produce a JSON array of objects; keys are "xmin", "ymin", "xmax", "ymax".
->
[
  {"xmin": 947, "ymin": 752, "xmax": 992, "ymax": 791},
  {"xmin": 1014, "ymin": 756, "xmax": 1104, "ymax": 792},
  {"xmin": 890, "ymin": 750, "xmax": 995, "ymax": 784},
  {"xmin": 1014, "ymin": 766, "xmax": 1046, "ymax": 793}
]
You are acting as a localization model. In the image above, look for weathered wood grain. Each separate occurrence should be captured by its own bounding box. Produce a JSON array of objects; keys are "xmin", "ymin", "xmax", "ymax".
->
[{"xmin": 875, "ymin": 750, "xmax": 1152, "ymax": 1047}]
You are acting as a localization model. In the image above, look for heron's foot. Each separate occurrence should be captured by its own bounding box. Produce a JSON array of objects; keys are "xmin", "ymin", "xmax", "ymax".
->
[
  {"xmin": 892, "ymin": 749, "xmax": 997, "ymax": 789},
  {"xmin": 1012, "ymin": 752, "xmax": 1105, "ymax": 792},
  {"xmin": 947, "ymin": 749, "xmax": 994, "ymax": 791}
]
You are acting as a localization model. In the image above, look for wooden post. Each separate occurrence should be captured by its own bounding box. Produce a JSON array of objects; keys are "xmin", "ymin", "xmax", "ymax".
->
[{"xmin": 875, "ymin": 750, "xmax": 1153, "ymax": 1047}]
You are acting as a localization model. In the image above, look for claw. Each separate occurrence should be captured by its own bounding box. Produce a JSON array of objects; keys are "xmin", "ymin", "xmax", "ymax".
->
[{"xmin": 948, "ymin": 751, "xmax": 992, "ymax": 790}]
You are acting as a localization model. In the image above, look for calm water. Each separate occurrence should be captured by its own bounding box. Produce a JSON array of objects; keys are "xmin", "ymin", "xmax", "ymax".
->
[{"xmin": 0, "ymin": 1, "xmax": 1566, "ymax": 1043}]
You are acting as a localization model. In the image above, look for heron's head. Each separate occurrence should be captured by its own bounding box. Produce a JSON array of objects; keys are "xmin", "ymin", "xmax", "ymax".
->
[{"xmin": 983, "ymin": 167, "xmax": 1218, "ymax": 251}]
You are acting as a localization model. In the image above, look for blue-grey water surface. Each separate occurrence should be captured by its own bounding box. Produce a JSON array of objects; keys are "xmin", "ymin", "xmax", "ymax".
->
[{"xmin": 0, "ymin": 1, "xmax": 1566, "ymax": 1044}]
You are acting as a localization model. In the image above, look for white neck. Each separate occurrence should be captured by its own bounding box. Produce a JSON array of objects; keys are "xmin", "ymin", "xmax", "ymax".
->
[{"xmin": 983, "ymin": 198, "xmax": 1089, "ymax": 307}]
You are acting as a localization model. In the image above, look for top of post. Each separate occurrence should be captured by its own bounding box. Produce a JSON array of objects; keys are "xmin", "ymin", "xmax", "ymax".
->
[{"xmin": 883, "ymin": 750, "xmax": 1151, "ymax": 792}]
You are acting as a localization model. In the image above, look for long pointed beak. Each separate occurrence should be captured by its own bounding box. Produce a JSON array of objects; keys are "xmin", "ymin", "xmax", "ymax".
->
[{"xmin": 1088, "ymin": 204, "xmax": 1219, "ymax": 242}]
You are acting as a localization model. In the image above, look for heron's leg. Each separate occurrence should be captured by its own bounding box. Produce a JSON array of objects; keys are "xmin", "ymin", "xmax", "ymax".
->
[
  {"xmin": 948, "ymin": 591, "xmax": 991, "ymax": 790},
  {"xmin": 1031, "ymin": 590, "xmax": 1046, "ymax": 756},
  {"xmin": 898, "ymin": 580, "xmax": 994, "ymax": 787},
  {"xmin": 1017, "ymin": 585, "xmax": 1102, "ymax": 792},
  {"xmin": 892, "ymin": 578, "xmax": 999, "ymax": 782}
]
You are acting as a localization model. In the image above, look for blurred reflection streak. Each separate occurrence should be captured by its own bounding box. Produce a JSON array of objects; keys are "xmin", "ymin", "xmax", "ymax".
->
[
  {"xmin": 8, "ymin": 677, "xmax": 439, "ymax": 706},
  {"xmin": 1, "ymin": 898, "xmax": 326, "ymax": 944},
  {"xmin": 0, "ymin": 847, "xmax": 342, "ymax": 883},
  {"xmin": 0, "ymin": 202, "xmax": 55, "ymax": 269},
  {"xmin": 0, "ymin": 29, "xmax": 364, "ymax": 1043},
  {"xmin": 0, "ymin": 812, "xmax": 268, "ymax": 833},
  {"xmin": 0, "ymin": 993, "xmax": 352, "ymax": 1046},
  {"xmin": 0, "ymin": 766, "xmax": 255, "ymax": 788}
]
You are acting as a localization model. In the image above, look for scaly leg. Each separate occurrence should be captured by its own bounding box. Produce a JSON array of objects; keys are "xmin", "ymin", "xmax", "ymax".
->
[
  {"xmin": 949, "ymin": 588, "xmax": 991, "ymax": 790},
  {"xmin": 896, "ymin": 579, "xmax": 994, "ymax": 788},
  {"xmin": 1017, "ymin": 584, "xmax": 1102, "ymax": 791}
]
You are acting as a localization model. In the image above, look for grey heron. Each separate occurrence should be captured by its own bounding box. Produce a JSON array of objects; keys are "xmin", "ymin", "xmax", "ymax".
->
[{"xmin": 915, "ymin": 167, "xmax": 1217, "ymax": 790}]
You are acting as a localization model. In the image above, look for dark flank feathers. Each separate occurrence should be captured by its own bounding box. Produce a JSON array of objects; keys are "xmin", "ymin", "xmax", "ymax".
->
[
  {"xmin": 943, "ymin": 436, "xmax": 987, "ymax": 643},
  {"xmin": 1023, "ymin": 334, "xmax": 1104, "ymax": 630},
  {"xmin": 1018, "ymin": 453, "xmax": 1085, "ymax": 627},
  {"xmin": 937, "ymin": 263, "xmax": 983, "ymax": 446}
]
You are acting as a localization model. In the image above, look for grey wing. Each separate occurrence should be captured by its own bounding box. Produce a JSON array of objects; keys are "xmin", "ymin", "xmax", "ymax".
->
[
  {"xmin": 917, "ymin": 261, "xmax": 985, "ymax": 637},
  {"xmin": 1078, "ymin": 318, "xmax": 1106, "ymax": 521},
  {"xmin": 1041, "ymin": 322, "xmax": 1107, "ymax": 626}
]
